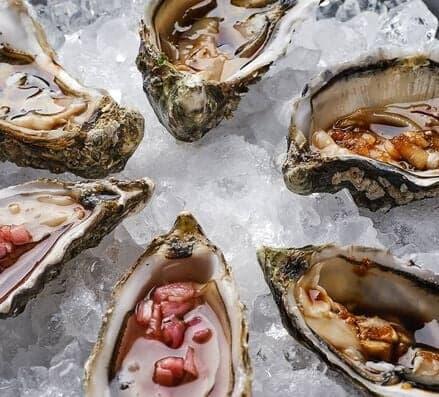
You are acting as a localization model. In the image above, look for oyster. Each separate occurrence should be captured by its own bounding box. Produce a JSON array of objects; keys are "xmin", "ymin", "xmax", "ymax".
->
[
  {"xmin": 85, "ymin": 212, "xmax": 251, "ymax": 396},
  {"xmin": 136, "ymin": 0, "xmax": 318, "ymax": 142},
  {"xmin": 258, "ymin": 244, "xmax": 439, "ymax": 396},
  {"xmin": 283, "ymin": 55, "xmax": 439, "ymax": 210},
  {"xmin": 0, "ymin": 0, "xmax": 144, "ymax": 178},
  {"xmin": 0, "ymin": 177, "xmax": 154, "ymax": 317}
]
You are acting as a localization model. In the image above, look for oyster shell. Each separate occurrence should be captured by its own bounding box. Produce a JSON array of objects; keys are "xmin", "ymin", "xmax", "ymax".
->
[
  {"xmin": 136, "ymin": 0, "xmax": 318, "ymax": 142},
  {"xmin": 283, "ymin": 54, "xmax": 439, "ymax": 210},
  {"xmin": 85, "ymin": 212, "xmax": 251, "ymax": 396},
  {"xmin": 0, "ymin": 177, "xmax": 154, "ymax": 317},
  {"xmin": 258, "ymin": 244, "xmax": 439, "ymax": 396},
  {"xmin": 0, "ymin": 0, "xmax": 144, "ymax": 178}
]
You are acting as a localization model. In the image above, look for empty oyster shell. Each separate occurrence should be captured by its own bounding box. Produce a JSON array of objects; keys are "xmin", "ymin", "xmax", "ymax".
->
[
  {"xmin": 258, "ymin": 244, "xmax": 439, "ymax": 396},
  {"xmin": 136, "ymin": 0, "xmax": 318, "ymax": 142},
  {"xmin": 0, "ymin": 0, "xmax": 144, "ymax": 178},
  {"xmin": 0, "ymin": 177, "xmax": 154, "ymax": 317},
  {"xmin": 85, "ymin": 212, "xmax": 251, "ymax": 396},
  {"xmin": 283, "ymin": 54, "xmax": 439, "ymax": 210}
]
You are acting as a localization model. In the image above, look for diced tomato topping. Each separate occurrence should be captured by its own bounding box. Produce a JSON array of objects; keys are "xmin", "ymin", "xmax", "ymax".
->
[
  {"xmin": 135, "ymin": 282, "xmax": 209, "ymax": 387},
  {"xmin": 153, "ymin": 282, "xmax": 197, "ymax": 304},
  {"xmin": 136, "ymin": 282, "xmax": 205, "ymax": 347},
  {"xmin": 161, "ymin": 300, "xmax": 197, "ymax": 319},
  {"xmin": 0, "ymin": 226, "xmax": 12, "ymax": 242},
  {"xmin": 9, "ymin": 225, "xmax": 32, "ymax": 245},
  {"xmin": 162, "ymin": 318, "xmax": 187, "ymax": 349},
  {"xmin": 186, "ymin": 316, "xmax": 202, "ymax": 327},
  {"xmin": 183, "ymin": 347, "xmax": 198, "ymax": 380},
  {"xmin": 145, "ymin": 303, "xmax": 162, "ymax": 339},
  {"xmin": 0, "ymin": 243, "xmax": 10, "ymax": 259},
  {"xmin": 135, "ymin": 300, "xmax": 153, "ymax": 327},
  {"xmin": 152, "ymin": 348, "xmax": 199, "ymax": 387},
  {"xmin": 193, "ymin": 328, "xmax": 212, "ymax": 344},
  {"xmin": 0, "ymin": 225, "xmax": 32, "ymax": 262},
  {"xmin": 153, "ymin": 357, "xmax": 185, "ymax": 387}
]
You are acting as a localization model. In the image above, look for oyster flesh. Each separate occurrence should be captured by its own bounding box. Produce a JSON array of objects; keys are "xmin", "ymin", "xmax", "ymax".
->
[
  {"xmin": 0, "ymin": 177, "xmax": 154, "ymax": 317},
  {"xmin": 258, "ymin": 244, "xmax": 439, "ymax": 396},
  {"xmin": 137, "ymin": 0, "xmax": 318, "ymax": 142},
  {"xmin": 283, "ymin": 54, "xmax": 439, "ymax": 210},
  {"xmin": 0, "ymin": 0, "xmax": 144, "ymax": 178},
  {"xmin": 85, "ymin": 212, "xmax": 251, "ymax": 396}
]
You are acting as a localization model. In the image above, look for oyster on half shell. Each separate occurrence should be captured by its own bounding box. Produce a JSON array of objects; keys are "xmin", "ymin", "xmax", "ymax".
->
[
  {"xmin": 0, "ymin": 0, "xmax": 144, "ymax": 178},
  {"xmin": 0, "ymin": 177, "xmax": 154, "ymax": 317},
  {"xmin": 283, "ymin": 54, "xmax": 439, "ymax": 210},
  {"xmin": 136, "ymin": 0, "xmax": 318, "ymax": 142},
  {"xmin": 258, "ymin": 244, "xmax": 439, "ymax": 396},
  {"xmin": 85, "ymin": 212, "xmax": 251, "ymax": 396}
]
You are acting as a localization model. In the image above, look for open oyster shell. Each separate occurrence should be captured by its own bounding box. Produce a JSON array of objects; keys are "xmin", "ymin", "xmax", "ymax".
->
[
  {"xmin": 0, "ymin": 0, "xmax": 144, "ymax": 178},
  {"xmin": 0, "ymin": 177, "xmax": 154, "ymax": 317},
  {"xmin": 136, "ymin": 0, "xmax": 318, "ymax": 142},
  {"xmin": 283, "ymin": 53, "xmax": 439, "ymax": 210},
  {"xmin": 85, "ymin": 212, "xmax": 251, "ymax": 396},
  {"xmin": 258, "ymin": 244, "xmax": 439, "ymax": 396}
]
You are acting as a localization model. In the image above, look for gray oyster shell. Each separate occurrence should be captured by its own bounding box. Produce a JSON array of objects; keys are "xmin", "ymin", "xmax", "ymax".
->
[
  {"xmin": 136, "ymin": 0, "xmax": 318, "ymax": 142},
  {"xmin": 84, "ymin": 212, "xmax": 252, "ymax": 396},
  {"xmin": 258, "ymin": 243, "xmax": 439, "ymax": 396},
  {"xmin": 0, "ymin": 0, "xmax": 144, "ymax": 178},
  {"xmin": 0, "ymin": 177, "xmax": 154, "ymax": 317},
  {"xmin": 283, "ymin": 53, "xmax": 439, "ymax": 210}
]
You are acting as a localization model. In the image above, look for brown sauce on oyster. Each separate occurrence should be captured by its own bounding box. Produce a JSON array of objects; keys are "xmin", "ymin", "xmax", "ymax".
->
[
  {"xmin": 0, "ymin": 62, "xmax": 90, "ymax": 131},
  {"xmin": 0, "ymin": 193, "xmax": 89, "ymax": 302},
  {"xmin": 154, "ymin": 0, "xmax": 282, "ymax": 81},
  {"xmin": 0, "ymin": 4, "xmax": 96, "ymax": 133},
  {"xmin": 296, "ymin": 259, "xmax": 439, "ymax": 385},
  {"xmin": 109, "ymin": 281, "xmax": 232, "ymax": 396},
  {"xmin": 312, "ymin": 98, "xmax": 439, "ymax": 172}
]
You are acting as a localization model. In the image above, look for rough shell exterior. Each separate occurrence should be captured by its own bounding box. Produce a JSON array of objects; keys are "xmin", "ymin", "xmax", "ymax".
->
[
  {"xmin": 0, "ymin": 177, "xmax": 154, "ymax": 318},
  {"xmin": 283, "ymin": 53, "xmax": 439, "ymax": 210},
  {"xmin": 84, "ymin": 212, "xmax": 252, "ymax": 396}
]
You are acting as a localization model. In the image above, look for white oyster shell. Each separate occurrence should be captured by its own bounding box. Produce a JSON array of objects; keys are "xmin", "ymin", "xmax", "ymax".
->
[
  {"xmin": 84, "ymin": 212, "xmax": 251, "ymax": 397},
  {"xmin": 0, "ymin": 178, "xmax": 154, "ymax": 317}
]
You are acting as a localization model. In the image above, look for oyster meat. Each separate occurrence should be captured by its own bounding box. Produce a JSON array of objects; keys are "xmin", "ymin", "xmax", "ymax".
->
[
  {"xmin": 85, "ymin": 212, "xmax": 251, "ymax": 396},
  {"xmin": 0, "ymin": 177, "xmax": 154, "ymax": 317},
  {"xmin": 0, "ymin": 0, "xmax": 144, "ymax": 178},
  {"xmin": 283, "ymin": 55, "xmax": 439, "ymax": 210},
  {"xmin": 137, "ymin": 0, "xmax": 318, "ymax": 142},
  {"xmin": 258, "ymin": 244, "xmax": 439, "ymax": 396}
]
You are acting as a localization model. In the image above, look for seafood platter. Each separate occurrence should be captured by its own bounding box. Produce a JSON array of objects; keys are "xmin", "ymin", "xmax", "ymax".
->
[{"xmin": 0, "ymin": 0, "xmax": 439, "ymax": 396}]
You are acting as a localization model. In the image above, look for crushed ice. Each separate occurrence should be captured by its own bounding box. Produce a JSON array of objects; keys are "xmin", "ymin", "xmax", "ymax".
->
[{"xmin": 0, "ymin": 0, "xmax": 438, "ymax": 395}]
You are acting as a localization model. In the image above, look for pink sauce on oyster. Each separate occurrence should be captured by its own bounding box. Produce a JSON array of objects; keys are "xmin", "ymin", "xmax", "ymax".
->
[
  {"xmin": 110, "ymin": 282, "xmax": 232, "ymax": 396},
  {"xmin": 0, "ymin": 193, "xmax": 89, "ymax": 302}
]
